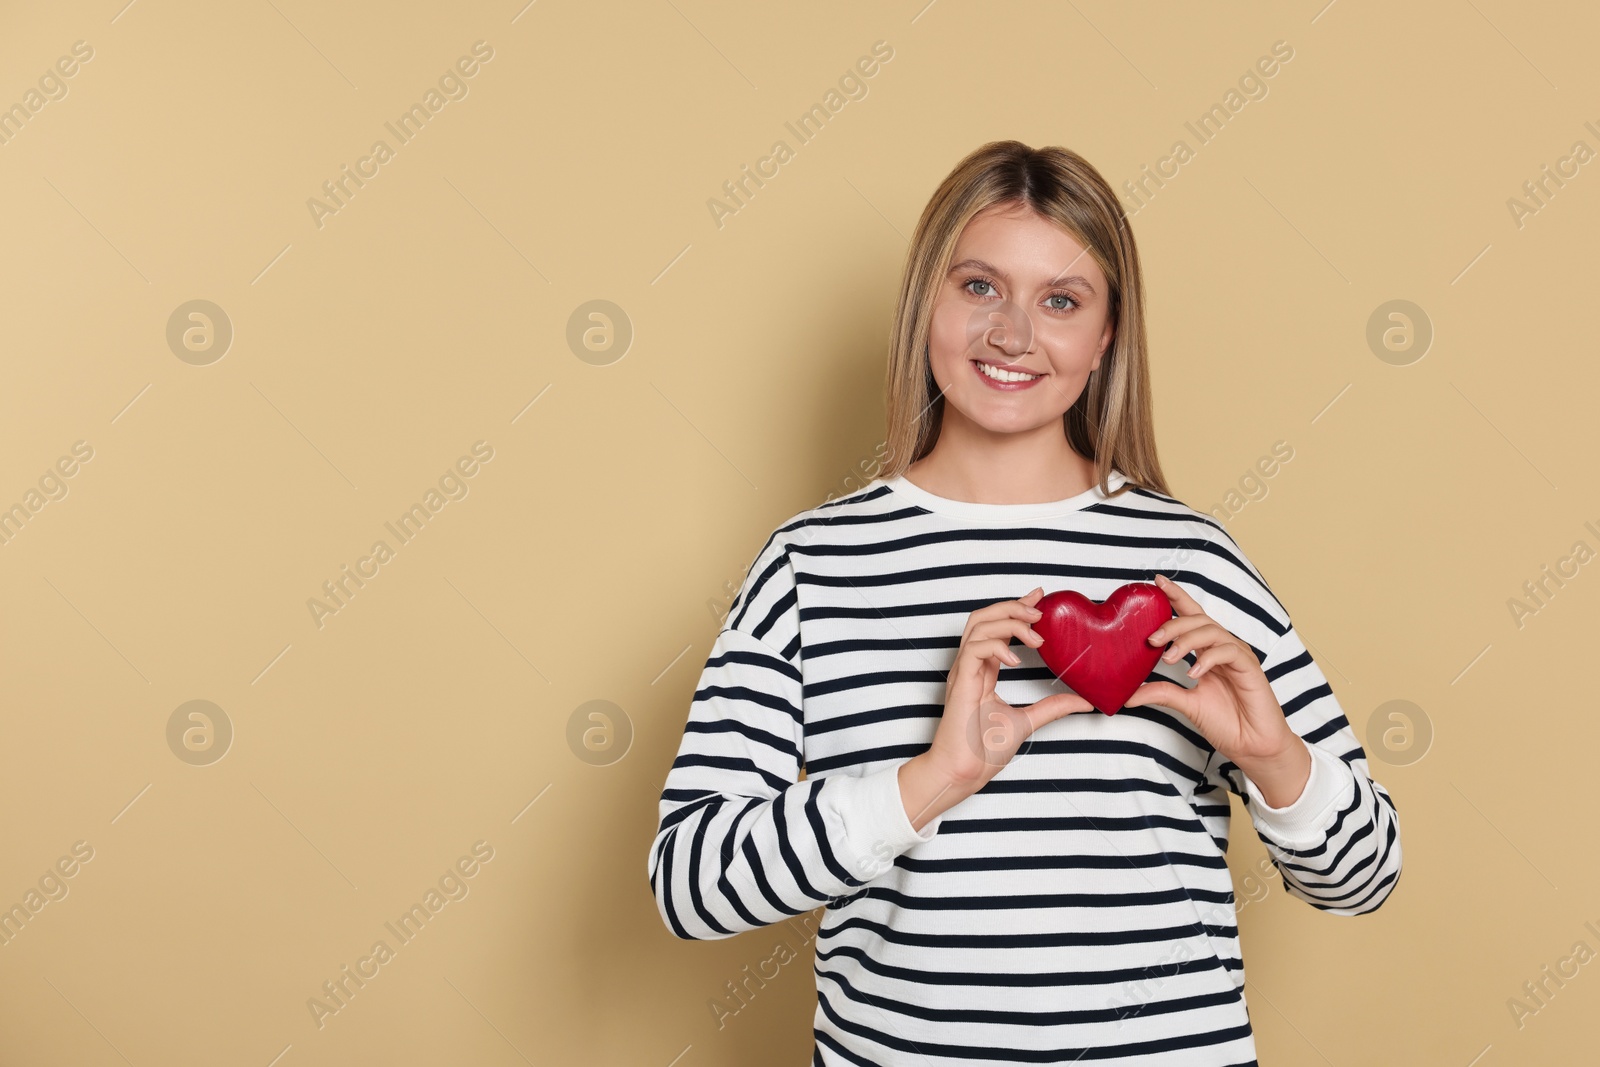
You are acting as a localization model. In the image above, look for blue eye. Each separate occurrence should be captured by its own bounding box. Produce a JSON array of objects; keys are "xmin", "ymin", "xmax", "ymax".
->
[{"xmin": 964, "ymin": 275, "xmax": 1079, "ymax": 313}]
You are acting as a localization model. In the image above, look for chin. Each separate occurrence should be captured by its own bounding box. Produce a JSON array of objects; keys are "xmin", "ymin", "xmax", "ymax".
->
[{"xmin": 959, "ymin": 402, "xmax": 1059, "ymax": 435}]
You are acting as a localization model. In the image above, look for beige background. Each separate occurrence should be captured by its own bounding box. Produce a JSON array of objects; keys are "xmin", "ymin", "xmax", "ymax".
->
[{"xmin": 0, "ymin": 0, "xmax": 1594, "ymax": 1064}]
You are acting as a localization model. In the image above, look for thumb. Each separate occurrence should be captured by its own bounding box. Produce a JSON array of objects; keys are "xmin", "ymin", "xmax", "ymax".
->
[
  {"xmin": 1126, "ymin": 680, "xmax": 1193, "ymax": 715},
  {"xmin": 1025, "ymin": 691, "xmax": 1096, "ymax": 727}
]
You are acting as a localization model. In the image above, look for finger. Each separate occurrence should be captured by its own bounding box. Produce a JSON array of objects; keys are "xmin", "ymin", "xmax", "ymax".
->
[
  {"xmin": 1152, "ymin": 573, "xmax": 1205, "ymax": 617},
  {"xmin": 962, "ymin": 636, "xmax": 1022, "ymax": 668},
  {"xmin": 1146, "ymin": 614, "xmax": 1215, "ymax": 649},
  {"xmin": 969, "ymin": 617, "xmax": 1045, "ymax": 649},
  {"xmin": 963, "ymin": 590, "xmax": 1046, "ymax": 641},
  {"xmin": 1025, "ymin": 691, "xmax": 1096, "ymax": 725},
  {"xmin": 1185, "ymin": 641, "xmax": 1247, "ymax": 680},
  {"xmin": 1125, "ymin": 680, "xmax": 1194, "ymax": 713},
  {"xmin": 1157, "ymin": 622, "xmax": 1233, "ymax": 665}
]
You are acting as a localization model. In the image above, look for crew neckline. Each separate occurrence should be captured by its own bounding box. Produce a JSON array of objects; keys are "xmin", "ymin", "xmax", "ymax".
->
[{"xmin": 878, "ymin": 468, "xmax": 1129, "ymax": 521}]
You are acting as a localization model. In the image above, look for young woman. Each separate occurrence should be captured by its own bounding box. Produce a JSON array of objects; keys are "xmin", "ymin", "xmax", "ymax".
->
[{"xmin": 648, "ymin": 140, "xmax": 1402, "ymax": 1065}]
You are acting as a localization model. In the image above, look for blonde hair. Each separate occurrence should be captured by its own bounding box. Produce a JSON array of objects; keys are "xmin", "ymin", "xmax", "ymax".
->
[{"xmin": 882, "ymin": 140, "xmax": 1170, "ymax": 499}]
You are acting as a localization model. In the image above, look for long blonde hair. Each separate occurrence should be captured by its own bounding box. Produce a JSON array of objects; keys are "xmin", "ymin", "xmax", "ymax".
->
[{"xmin": 882, "ymin": 140, "xmax": 1170, "ymax": 499}]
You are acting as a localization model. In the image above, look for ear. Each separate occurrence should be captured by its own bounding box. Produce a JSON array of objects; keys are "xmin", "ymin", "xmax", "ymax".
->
[{"xmin": 1092, "ymin": 319, "xmax": 1115, "ymax": 371}]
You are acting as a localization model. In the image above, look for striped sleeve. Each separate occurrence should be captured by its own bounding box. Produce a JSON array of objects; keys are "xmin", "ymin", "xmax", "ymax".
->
[
  {"xmin": 646, "ymin": 528, "xmax": 940, "ymax": 941},
  {"xmin": 1204, "ymin": 623, "xmax": 1403, "ymax": 915}
]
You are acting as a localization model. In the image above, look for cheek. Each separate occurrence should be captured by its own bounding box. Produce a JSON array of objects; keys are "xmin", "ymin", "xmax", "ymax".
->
[
  {"xmin": 1041, "ymin": 316, "xmax": 1107, "ymax": 364},
  {"xmin": 926, "ymin": 308, "xmax": 970, "ymax": 374}
]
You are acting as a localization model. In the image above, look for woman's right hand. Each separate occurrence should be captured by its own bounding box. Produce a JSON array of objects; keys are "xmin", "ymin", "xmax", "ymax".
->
[{"xmin": 898, "ymin": 587, "xmax": 1095, "ymax": 831}]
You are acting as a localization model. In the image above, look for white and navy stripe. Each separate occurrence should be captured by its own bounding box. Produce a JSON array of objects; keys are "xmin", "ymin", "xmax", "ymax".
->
[{"xmin": 649, "ymin": 469, "xmax": 1402, "ymax": 1064}]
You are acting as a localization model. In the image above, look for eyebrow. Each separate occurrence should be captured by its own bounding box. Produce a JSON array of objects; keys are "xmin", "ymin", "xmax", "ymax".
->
[{"xmin": 947, "ymin": 258, "xmax": 1097, "ymax": 295}]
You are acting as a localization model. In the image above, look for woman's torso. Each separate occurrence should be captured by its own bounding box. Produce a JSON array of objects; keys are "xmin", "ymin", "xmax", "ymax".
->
[{"xmin": 782, "ymin": 472, "xmax": 1279, "ymax": 1065}]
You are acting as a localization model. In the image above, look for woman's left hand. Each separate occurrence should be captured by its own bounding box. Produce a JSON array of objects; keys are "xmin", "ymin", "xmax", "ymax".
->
[{"xmin": 1125, "ymin": 574, "xmax": 1301, "ymax": 770}]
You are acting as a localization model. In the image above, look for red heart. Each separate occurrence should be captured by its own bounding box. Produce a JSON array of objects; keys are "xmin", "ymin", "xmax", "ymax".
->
[{"xmin": 1033, "ymin": 583, "xmax": 1173, "ymax": 716}]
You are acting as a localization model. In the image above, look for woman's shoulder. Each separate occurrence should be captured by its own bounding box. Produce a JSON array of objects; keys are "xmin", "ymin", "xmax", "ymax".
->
[
  {"xmin": 1105, "ymin": 476, "xmax": 1294, "ymax": 649},
  {"xmin": 1094, "ymin": 476, "xmax": 1251, "ymax": 560},
  {"xmin": 723, "ymin": 481, "xmax": 898, "ymax": 653},
  {"xmin": 732, "ymin": 478, "xmax": 898, "ymax": 588},
  {"xmin": 755, "ymin": 477, "xmax": 906, "ymax": 555}
]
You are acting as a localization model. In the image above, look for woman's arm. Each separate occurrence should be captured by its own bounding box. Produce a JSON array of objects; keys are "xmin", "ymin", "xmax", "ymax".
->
[
  {"xmin": 647, "ymin": 539, "xmax": 940, "ymax": 941},
  {"xmin": 1201, "ymin": 623, "xmax": 1404, "ymax": 915}
]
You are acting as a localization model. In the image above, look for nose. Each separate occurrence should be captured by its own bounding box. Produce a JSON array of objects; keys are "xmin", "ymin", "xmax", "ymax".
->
[{"xmin": 969, "ymin": 298, "xmax": 1035, "ymax": 361}]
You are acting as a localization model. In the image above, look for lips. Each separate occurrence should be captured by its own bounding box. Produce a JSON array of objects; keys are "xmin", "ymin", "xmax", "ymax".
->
[{"xmin": 971, "ymin": 358, "xmax": 1044, "ymax": 389}]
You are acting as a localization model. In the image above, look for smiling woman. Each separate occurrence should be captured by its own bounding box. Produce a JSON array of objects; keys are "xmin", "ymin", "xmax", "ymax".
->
[
  {"xmin": 885, "ymin": 143, "xmax": 1155, "ymax": 507},
  {"xmin": 919, "ymin": 208, "xmax": 1117, "ymax": 467},
  {"xmin": 649, "ymin": 140, "xmax": 1401, "ymax": 1066}
]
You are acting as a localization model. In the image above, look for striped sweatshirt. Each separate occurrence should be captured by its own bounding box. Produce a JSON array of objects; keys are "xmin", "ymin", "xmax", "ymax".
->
[{"xmin": 648, "ymin": 468, "xmax": 1403, "ymax": 1065}]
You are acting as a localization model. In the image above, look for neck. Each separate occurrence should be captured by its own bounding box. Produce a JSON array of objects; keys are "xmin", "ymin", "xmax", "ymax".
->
[{"xmin": 903, "ymin": 414, "xmax": 1097, "ymax": 504}]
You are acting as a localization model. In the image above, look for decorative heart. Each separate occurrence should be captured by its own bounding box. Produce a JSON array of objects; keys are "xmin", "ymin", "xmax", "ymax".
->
[{"xmin": 1033, "ymin": 582, "xmax": 1174, "ymax": 716}]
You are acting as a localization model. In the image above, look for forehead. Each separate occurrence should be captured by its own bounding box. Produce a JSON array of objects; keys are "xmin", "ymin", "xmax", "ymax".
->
[{"xmin": 951, "ymin": 203, "xmax": 1105, "ymax": 286}]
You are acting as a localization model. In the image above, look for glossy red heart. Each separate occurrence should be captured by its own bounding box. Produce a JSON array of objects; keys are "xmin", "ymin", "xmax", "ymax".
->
[{"xmin": 1034, "ymin": 583, "xmax": 1174, "ymax": 716}]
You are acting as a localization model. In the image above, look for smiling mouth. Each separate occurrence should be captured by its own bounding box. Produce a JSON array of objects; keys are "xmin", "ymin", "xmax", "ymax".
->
[{"xmin": 971, "ymin": 359, "xmax": 1044, "ymax": 385}]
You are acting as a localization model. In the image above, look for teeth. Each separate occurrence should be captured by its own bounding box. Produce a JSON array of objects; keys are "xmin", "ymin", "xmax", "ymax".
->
[{"xmin": 975, "ymin": 360, "xmax": 1041, "ymax": 383}]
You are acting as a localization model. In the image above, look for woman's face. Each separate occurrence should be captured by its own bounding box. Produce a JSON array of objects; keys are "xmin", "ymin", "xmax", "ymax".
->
[{"xmin": 926, "ymin": 202, "xmax": 1115, "ymax": 437}]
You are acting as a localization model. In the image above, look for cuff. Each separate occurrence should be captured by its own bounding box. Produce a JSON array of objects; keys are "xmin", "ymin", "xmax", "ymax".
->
[
  {"xmin": 826, "ymin": 763, "xmax": 942, "ymax": 883},
  {"xmin": 1243, "ymin": 741, "xmax": 1354, "ymax": 849}
]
